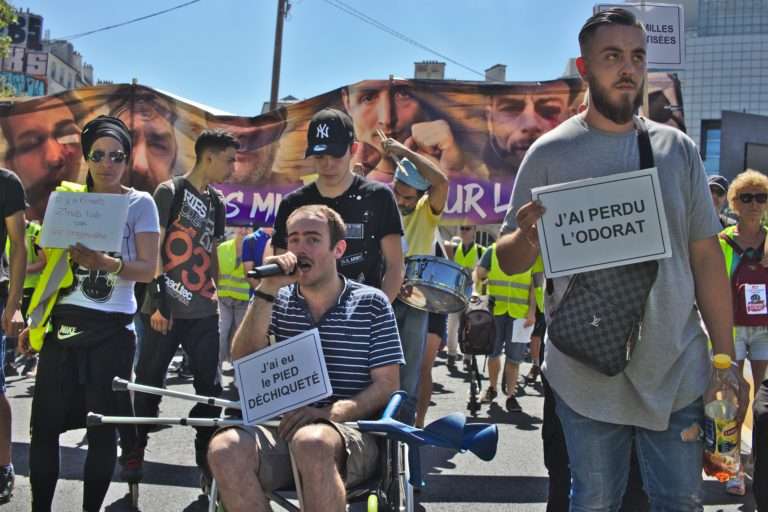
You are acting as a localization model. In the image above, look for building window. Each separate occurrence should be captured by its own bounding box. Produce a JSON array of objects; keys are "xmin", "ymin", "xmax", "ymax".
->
[{"xmin": 701, "ymin": 119, "xmax": 722, "ymax": 174}]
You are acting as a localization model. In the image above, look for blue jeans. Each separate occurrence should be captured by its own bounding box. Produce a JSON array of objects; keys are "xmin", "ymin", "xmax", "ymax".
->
[
  {"xmin": 555, "ymin": 392, "xmax": 704, "ymax": 512},
  {"xmin": 393, "ymin": 299, "xmax": 428, "ymax": 424}
]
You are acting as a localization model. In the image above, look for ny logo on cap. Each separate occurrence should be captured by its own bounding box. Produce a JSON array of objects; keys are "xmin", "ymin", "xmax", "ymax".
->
[{"xmin": 316, "ymin": 124, "xmax": 330, "ymax": 139}]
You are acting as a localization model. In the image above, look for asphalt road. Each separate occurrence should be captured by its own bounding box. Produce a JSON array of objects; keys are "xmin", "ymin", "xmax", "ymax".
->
[{"xmin": 1, "ymin": 353, "xmax": 759, "ymax": 511}]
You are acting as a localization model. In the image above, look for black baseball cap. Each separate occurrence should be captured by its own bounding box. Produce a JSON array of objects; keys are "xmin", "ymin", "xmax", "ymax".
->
[
  {"xmin": 305, "ymin": 108, "xmax": 355, "ymax": 158},
  {"xmin": 708, "ymin": 175, "xmax": 729, "ymax": 193}
]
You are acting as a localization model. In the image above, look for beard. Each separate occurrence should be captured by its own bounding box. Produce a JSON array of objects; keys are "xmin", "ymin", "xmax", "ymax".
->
[{"xmin": 587, "ymin": 74, "xmax": 643, "ymax": 125}]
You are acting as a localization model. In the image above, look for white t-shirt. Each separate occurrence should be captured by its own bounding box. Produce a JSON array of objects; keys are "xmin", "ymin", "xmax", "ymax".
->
[{"xmin": 59, "ymin": 188, "xmax": 160, "ymax": 314}]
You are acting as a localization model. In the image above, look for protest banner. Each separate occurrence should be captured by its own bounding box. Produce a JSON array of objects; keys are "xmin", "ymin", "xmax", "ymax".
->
[
  {"xmin": 595, "ymin": 2, "xmax": 685, "ymax": 69},
  {"xmin": 39, "ymin": 191, "xmax": 129, "ymax": 253},
  {"xmin": 532, "ymin": 168, "xmax": 672, "ymax": 278},
  {"xmin": 234, "ymin": 328, "xmax": 332, "ymax": 426},
  {"xmin": 0, "ymin": 75, "xmax": 684, "ymax": 225}
]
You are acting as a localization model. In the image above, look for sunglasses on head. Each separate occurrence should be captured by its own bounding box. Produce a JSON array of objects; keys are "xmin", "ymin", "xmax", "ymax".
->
[
  {"xmin": 89, "ymin": 150, "xmax": 127, "ymax": 163},
  {"xmin": 739, "ymin": 192, "xmax": 768, "ymax": 204}
]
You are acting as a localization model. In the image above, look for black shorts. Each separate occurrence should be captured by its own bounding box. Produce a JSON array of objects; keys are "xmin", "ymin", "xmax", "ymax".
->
[{"xmin": 427, "ymin": 312, "xmax": 448, "ymax": 339}]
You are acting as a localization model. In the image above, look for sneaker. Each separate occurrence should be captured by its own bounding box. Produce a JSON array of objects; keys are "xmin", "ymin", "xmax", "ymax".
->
[
  {"xmin": 0, "ymin": 465, "xmax": 14, "ymax": 503},
  {"xmin": 506, "ymin": 396, "xmax": 522, "ymax": 413},
  {"xmin": 480, "ymin": 387, "xmax": 498, "ymax": 403},
  {"xmin": 725, "ymin": 471, "xmax": 746, "ymax": 496},
  {"xmin": 524, "ymin": 366, "xmax": 540, "ymax": 385},
  {"xmin": 119, "ymin": 447, "xmax": 144, "ymax": 483},
  {"xmin": 3, "ymin": 362, "xmax": 17, "ymax": 378},
  {"xmin": 177, "ymin": 361, "xmax": 193, "ymax": 379},
  {"xmin": 446, "ymin": 354, "xmax": 457, "ymax": 369}
]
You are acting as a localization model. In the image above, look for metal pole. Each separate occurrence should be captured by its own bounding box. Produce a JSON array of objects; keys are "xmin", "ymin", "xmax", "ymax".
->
[{"xmin": 269, "ymin": 0, "xmax": 288, "ymax": 111}]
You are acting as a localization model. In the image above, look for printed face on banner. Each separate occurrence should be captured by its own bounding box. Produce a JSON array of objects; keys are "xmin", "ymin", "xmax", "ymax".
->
[
  {"xmin": 2, "ymin": 96, "xmax": 82, "ymax": 221},
  {"xmin": 485, "ymin": 81, "xmax": 575, "ymax": 179},
  {"xmin": 109, "ymin": 90, "xmax": 178, "ymax": 194},
  {"xmin": 207, "ymin": 111, "xmax": 292, "ymax": 186}
]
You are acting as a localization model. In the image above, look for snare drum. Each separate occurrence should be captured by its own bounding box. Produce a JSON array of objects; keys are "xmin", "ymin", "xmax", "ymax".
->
[{"xmin": 401, "ymin": 256, "xmax": 472, "ymax": 314}]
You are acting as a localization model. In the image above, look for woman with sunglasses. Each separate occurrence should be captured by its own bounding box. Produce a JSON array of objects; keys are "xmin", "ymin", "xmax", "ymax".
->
[
  {"xmin": 718, "ymin": 169, "xmax": 768, "ymax": 496},
  {"xmin": 21, "ymin": 116, "xmax": 160, "ymax": 511}
]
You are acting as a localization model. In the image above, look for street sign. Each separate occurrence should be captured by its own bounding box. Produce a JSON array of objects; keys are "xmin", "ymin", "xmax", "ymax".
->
[
  {"xmin": 595, "ymin": 2, "xmax": 685, "ymax": 69},
  {"xmin": 532, "ymin": 167, "xmax": 672, "ymax": 278}
]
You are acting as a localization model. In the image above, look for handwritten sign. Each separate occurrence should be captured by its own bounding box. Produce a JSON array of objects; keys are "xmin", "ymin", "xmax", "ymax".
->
[
  {"xmin": 234, "ymin": 328, "xmax": 332, "ymax": 426},
  {"xmin": 40, "ymin": 192, "xmax": 129, "ymax": 253},
  {"xmin": 595, "ymin": 2, "xmax": 685, "ymax": 69},
  {"xmin": 532, "ymin": 168, "xmax": 671, "ymax": 278}
]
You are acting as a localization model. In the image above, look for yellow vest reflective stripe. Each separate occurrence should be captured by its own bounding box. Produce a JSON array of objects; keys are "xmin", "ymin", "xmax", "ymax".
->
[
  {"xmin": 487, "ymin": 244, "xmax": 532, "ymax": 318},
  {"xmin": 453, "ymin": 243, "xmax": 484, "ymax": 270},
  {"xmin": 217, "ymin": 239, "xmax": 250, "ymax": 301},
  {"xmin": 26, "ymin": 181, "xmax": 85, "ymax": 351}
]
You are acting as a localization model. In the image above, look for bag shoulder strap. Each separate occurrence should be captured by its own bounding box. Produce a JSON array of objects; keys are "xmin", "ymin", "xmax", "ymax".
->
[
  {"xmin": 635, "ymin": 117, "xmax": 655, "ymax": 169},
  {"xmin": 719, "ymin": 232, "xmax": 745, "ymax": 257}
]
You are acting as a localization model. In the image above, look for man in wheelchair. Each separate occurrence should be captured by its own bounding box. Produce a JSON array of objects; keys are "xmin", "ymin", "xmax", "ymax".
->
[{"xmin": 208, "ymin": 204, "xmax": 404, "ymax": 512}]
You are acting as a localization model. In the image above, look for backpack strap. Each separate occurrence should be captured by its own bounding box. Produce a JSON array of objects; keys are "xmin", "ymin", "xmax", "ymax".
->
[{"xmin": 166, "ymin": 176, "xmax": 187, "ymax": 230}]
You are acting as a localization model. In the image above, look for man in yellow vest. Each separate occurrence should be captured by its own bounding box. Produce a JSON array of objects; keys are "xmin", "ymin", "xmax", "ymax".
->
[
  {"xmin": 444, "ymin": 225, "xmax": 485, "ymax": 369},
  {"xmin": 217, "ymin": 227, "xmax": 252, "ymax": 372},
  {"xmin": 474, "ymin": 243, "xmax": 535, "ymax": 413}
]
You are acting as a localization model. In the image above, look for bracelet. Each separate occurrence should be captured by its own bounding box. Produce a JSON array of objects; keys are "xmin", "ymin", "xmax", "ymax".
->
[
  {"xmin": 113, "ymin": 257, "xmax": 124, "ymax": 275},
  {"xmin": 252, "ymin": 289, "xmax": 276, "ymax": 303}
]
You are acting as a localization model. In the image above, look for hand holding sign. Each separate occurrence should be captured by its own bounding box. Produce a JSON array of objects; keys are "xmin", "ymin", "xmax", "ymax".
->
[{"xmin": 515, "ymin": 200, "xmax": 546, "ymax": 248}]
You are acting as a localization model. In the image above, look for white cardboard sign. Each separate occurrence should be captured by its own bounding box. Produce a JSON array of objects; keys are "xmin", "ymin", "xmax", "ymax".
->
[
  {"xmin": 532, "ymin": 167, "xmax": 671, "ymax": 278},
  {"xmin": 595, "ymin": 2, "xmax": 685, "ymax": 69},
  {"xmin": 40, "ymin": 191, "xmax": 129, "ymax": 253},
  {"xmin": 234, "ymin": 328, "xmax": 333, "ymax": 426}
]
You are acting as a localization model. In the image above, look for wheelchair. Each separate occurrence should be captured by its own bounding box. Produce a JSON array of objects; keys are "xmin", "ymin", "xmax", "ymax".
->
[{"xmin": 88, "ymin": 378, "xmax": 498, "ymax": 511}]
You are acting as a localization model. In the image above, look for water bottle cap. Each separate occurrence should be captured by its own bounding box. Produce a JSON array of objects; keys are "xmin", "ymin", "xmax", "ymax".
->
[{"xmin": 713, "ymin": 353, "xmax": 732, "ymax": 369}]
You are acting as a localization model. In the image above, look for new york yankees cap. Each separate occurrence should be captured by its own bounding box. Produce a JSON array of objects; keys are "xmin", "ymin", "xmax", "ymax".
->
[{"xmin": 305, "ymin": 108, "xmax": 355, "ymax": 158}]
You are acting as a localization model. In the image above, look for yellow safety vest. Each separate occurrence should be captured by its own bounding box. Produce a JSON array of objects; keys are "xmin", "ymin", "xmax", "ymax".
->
[
  {"xmin": 25, "ymin": 181, "xmax": 86, "ymax": 351},
  {"xmin": 453, "ymin": 242, "xmax": 484, "ymax": 270},
  {"xmin": 23, "ymin": 221, "xmax": 42, "ymax": 289},
  {"xmin": 486, "ymin": 244, "xmax": 532, "ymax": 318},
  {"xmin": 216, "ymin": 239, "xmax": 250, "ymax": 301},
  {"xmin": 718, "ymin": 225, "xmax": 739, "ymax": 278}
]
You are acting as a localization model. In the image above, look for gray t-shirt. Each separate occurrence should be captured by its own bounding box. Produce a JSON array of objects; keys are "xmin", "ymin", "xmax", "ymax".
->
[{"xmin": 502, "ymin": 114, "xmax": 720, "ymax": 431}]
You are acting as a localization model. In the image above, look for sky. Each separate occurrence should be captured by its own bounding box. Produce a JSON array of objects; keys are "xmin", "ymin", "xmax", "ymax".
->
[{"xmin": 17, "ymin": 0, "xmax": 604, "ymax": 115}]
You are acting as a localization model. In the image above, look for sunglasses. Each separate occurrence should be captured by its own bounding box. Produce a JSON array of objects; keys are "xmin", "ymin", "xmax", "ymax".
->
[
  {"xmin": 709, "ymin": 186, "xmax": 726, "ymax": 198},
  {"xmin": 738, "ymin": 192, "xmax": 768, "ymax": 204},
  {"xmin": 89, "ymin": 150, "xmax": 127, "ymax": 163},
  {"xmin": 459, "ymin": 226, "xmax": 474, "ymax": 231}
]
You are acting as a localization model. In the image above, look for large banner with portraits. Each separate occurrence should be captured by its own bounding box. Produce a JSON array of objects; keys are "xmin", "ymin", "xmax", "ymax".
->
[{"xmin": 0, "ymin": 74, "xmax": 685, "ymax": 226}]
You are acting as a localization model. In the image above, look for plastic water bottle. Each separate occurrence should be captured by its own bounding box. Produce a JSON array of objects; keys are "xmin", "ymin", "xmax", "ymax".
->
[{"xmin": 702, "ymin": 353, "xmax": 740, "ymax": 482}]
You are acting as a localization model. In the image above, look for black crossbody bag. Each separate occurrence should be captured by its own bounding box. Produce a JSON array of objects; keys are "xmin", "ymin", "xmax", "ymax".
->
[{"xmin": 547, "ymin": 117, "xmax": 660, "ymax": 376}]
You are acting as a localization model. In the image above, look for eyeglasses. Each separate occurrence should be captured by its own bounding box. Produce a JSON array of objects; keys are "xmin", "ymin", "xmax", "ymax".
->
[
  {"xmin": 459, "ymin": 226, "xmax": 474, "ymax": 231},
  {"xmin": 89, "ymin": 150, "xmax": 127, "ymax": 163},
  {"xmin": 738, "ymin": 192, "xmax": 768, "ymax": 204}
]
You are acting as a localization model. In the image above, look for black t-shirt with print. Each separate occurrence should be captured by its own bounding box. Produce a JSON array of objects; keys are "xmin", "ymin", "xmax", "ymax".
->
[
  {"xmin": 0, "ymin": 169, "xmax": 26, "ymax": 253},
  {"xmin": 272, "ymin": 175, "xmax": 403, "ymax": 288},
  {"xmin": 143, "ymin": 177, "xmax": 225, "ymax": 319}
]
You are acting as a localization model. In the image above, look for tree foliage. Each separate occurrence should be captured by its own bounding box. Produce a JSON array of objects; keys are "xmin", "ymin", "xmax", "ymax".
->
[{"xmin": 0, "ymin": 1, "xmax": 16, "ymax": 96}]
